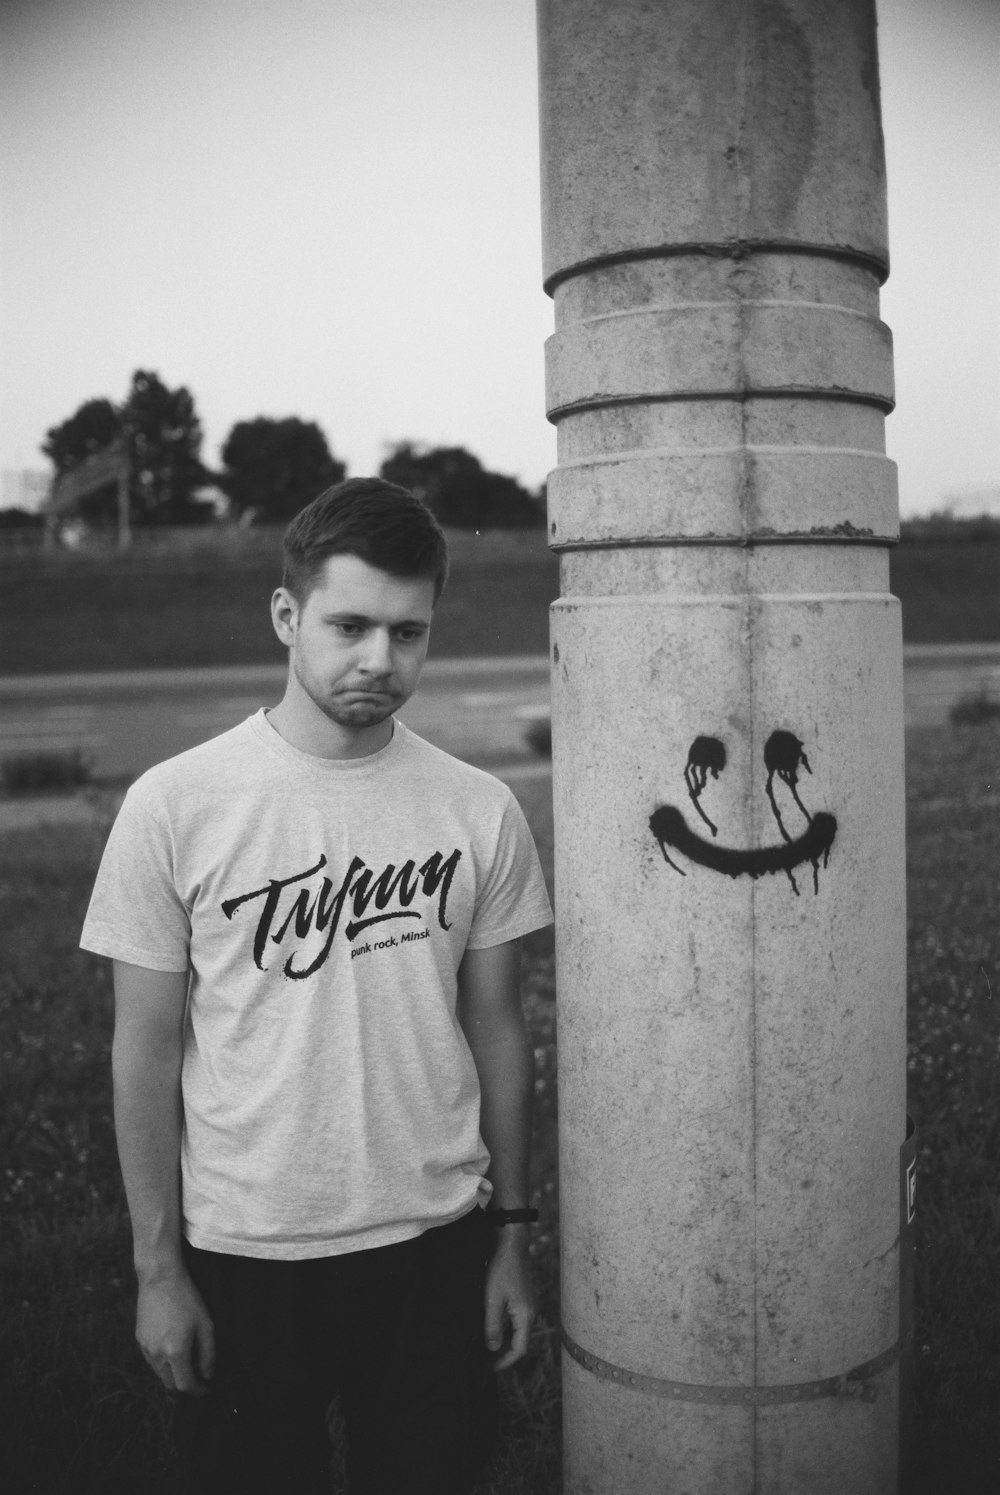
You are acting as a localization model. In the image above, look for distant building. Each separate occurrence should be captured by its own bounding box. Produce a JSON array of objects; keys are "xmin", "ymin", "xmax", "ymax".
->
[{"xmin": 1, "ymin": 469, "xmax": 51, "ymax": 511}]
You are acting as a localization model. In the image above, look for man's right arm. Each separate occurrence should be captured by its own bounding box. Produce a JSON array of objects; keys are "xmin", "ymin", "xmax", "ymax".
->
[{"xmin": 111, "ymin": 959, "xmax": 214, "ymax": 1396}]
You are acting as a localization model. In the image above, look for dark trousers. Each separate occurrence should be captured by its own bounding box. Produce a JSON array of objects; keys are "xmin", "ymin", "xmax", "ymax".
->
[{"xmin": 174, "ymin": 1207, "xmax": 498, "ymax": 1495}]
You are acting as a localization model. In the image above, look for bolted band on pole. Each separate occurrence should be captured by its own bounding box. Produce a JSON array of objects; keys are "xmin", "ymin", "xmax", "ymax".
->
[{"xmin": 537, "ymin": 2, "xmax": 907, "ymax": 1490}]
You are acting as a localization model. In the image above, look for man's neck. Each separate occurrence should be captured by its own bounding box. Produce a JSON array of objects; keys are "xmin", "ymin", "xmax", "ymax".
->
[{"xmin": 265, "ymin": 696, "xmax": 395, "ymax": 761}]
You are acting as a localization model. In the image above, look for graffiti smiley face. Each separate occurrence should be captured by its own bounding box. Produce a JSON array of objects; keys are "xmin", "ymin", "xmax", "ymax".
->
[{"xmin": 649, "ymin": 731, "xmax": 837, "ymax": 896}]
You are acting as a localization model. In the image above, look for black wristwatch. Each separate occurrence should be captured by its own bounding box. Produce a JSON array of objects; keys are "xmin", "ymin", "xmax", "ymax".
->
[{"xmin": 487, "ymin": 1206, "xmax": 539, "ymax": 1226}]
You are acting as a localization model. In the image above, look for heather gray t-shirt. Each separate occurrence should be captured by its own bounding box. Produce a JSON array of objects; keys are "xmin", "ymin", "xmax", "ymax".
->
[{"xmin": 81, "ymin": 712, "xmax": 552, "ymax": 1259}]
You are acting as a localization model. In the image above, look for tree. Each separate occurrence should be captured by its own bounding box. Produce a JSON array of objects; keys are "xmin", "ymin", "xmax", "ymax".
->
[
  {"xmin": 219, "ymin": 417, "xmax": 345, "ymax": 522},
  {"xmin": 42, "ymin": 399, "xmax": 121, "ymax": 475},
  {"xmin": 379, "ymin": 442, "xmax": 545, "ymax": 529},
  {"xmin": 41, "ymin": 374, "xmax": 213, "ymax": 525},
  {"xmin": 120, "ymin": 370, "xmax": 213, "ymax": 525}
]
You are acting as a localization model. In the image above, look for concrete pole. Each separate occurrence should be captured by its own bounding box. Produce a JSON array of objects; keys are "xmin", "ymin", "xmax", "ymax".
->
[{"xmin": 537, "ymin": 2, "xmax": 907, "ymax": 1491}]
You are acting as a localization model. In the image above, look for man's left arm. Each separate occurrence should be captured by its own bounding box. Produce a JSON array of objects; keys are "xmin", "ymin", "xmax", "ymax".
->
[{"xmin": 456, "ymin": 938, "xmax": 535, "ymax": 1371}]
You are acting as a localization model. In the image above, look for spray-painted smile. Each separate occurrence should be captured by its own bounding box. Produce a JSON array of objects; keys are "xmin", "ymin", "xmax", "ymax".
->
[{"xmin": 649, "ymin": 731, "xmax": 837, "ymax": 896}]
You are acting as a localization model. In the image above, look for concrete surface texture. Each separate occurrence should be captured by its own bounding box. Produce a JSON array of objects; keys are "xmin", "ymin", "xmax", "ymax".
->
[{"xmin": 539, "ymin": 1, "xmax": 906, "ymax": 1490}]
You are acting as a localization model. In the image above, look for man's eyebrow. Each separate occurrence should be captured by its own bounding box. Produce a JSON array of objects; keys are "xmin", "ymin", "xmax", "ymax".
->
[{"xmin": 321, "ymin": 611, "xmax": 430, "ymax": 628}]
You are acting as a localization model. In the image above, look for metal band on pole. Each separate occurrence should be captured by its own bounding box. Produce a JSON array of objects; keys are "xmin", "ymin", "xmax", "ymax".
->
[{"xmin": 561, "ymin": 1326, "xmax": 900, "ymax": 1406}]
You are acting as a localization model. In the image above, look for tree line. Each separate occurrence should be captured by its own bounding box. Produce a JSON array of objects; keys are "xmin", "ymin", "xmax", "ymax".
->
[{"xmin": 36, "ymin": 370, "xmax": 545, "ymax": 531}]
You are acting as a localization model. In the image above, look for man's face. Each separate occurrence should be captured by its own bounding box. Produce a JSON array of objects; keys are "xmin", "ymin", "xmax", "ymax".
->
[{"xmin": 272, "ymin": 553, "xmax": 435, "ymax": 734}]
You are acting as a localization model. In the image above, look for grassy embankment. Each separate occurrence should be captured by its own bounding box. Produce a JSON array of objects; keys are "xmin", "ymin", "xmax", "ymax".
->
[
  {"xmin": 0, "ymin": 535, "xmax": 557, "ymax": 675},
  {"xmin": 3, "ymin": 722, "xmax": 1000, "ymax": 1492},
  {"xmin": 0, "ymin": 533, "xmax": 998, "ymax": 674}
]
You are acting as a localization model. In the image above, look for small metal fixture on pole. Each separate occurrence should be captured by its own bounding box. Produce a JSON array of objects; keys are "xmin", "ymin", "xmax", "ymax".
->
[{"xmin": 537, "ymin": 1, "xmax": 908, "ymax": 1489}]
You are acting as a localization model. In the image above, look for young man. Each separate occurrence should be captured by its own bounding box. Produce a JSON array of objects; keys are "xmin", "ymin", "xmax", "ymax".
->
[{"xmin": 80, "ymin": 479, "xmax": 553, "ymax": 1495}]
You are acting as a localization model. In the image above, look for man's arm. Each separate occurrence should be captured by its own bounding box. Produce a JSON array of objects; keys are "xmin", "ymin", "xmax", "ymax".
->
[
  {"xmin": 456, "ymin": 938, "xmax": 536, "ymax": 1371},
  {"xmin": 111, "ymin": 959, "xmax": 214, "ymax": 1396}
]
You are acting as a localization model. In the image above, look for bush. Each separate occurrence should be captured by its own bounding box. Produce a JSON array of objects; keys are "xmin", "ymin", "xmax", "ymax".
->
[
  {"xmin": 523, "ymin": 715, "xmax": 552, "ymax": 759},
  {"xmin": 0, "ymin": 748, "xmax": 92, "ymax": 796},
  {"xmin": 949, "ymin": 689, "xmax": 1000, "ymax": 727}
]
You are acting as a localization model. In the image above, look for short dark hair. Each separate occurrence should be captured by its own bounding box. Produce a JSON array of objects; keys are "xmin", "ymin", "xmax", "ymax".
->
[{"xmin": 282, "ymin": 478, "xmax": 449, "ymax": 603}]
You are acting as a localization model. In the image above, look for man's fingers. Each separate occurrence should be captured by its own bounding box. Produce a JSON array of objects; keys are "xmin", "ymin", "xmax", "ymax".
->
[
  {"xmin": 143, "ymin": 1330, "xmax": 211, "ymax": 1396},
  {"xmin": 485, "ymin": 1283, "xmax": 536, "ymax": 1369},
  {"xmin": 166, "ymin": 1336, "xmax": 202, "ymax": 1395},
  {"xmin": 168, "ymin": 1353, "xmax": 211, "ymax": 1396},
  {"xmin": 484, "ymin": 1291, "xmax": 505, "ymax": 1353},
  {"xmin": 143, "ymin": 1351, "xmax": 178, "ymax": 1394},
  {"xmin": 492, "ymin": 1303, "xmax": 535, "ymax": 1371},
  {"xmin": 136, "ymin": 1278, "xmax": 214, "ymax": 1397}
]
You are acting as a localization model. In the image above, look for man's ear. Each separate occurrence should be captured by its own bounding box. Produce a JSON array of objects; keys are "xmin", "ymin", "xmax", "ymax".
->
[{"xmin": 271, "ymin": 587, "xmax": 299, "ymax": 648}]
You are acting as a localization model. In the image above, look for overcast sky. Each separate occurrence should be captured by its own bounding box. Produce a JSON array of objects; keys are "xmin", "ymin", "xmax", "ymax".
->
[{"xmin": 1, "ymin": 0, "xmax": 997, "ymax": 516}]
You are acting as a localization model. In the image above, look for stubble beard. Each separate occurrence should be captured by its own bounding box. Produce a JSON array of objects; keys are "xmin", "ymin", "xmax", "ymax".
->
[{"xmin": 295, "ymin": 657, "xmax": 400, "ymax": 731}]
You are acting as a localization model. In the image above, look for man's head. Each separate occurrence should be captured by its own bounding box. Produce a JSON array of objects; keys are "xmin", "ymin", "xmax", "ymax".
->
[
  {"xmin": 281, "ymin": 477, "xmax": 449, "ymax": 606},
  {"xmin": 269, "ymin": 479, "xmax": 448, "ymax": 758}
]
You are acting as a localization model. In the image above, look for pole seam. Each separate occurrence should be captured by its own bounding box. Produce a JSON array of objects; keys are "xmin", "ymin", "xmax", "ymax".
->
[
  {"xmin": 732, "ymin": 8, "xmax": 759, "ymax": 1466},
  {"xmin": 560, "ymin": 1326, "xmax": 900, "ymax": 1406}
]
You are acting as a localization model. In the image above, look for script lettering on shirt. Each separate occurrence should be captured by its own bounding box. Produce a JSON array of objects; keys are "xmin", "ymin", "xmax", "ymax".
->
[{"xmin": 220, "ymin": 848, "xmax": 462, "ymax": 980}]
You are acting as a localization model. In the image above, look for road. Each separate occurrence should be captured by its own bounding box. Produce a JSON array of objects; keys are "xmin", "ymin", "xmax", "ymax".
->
[
  {"xmin": 0, "ymin": 645, "xmax": 997, "ymax": 790},
  {"xmin": 0, "ymin": 656, "xmax": 552, "ymax": 783},
  {"xmin": 898, "ymin": 644, "xmax": 1000, "ymax": 729}
]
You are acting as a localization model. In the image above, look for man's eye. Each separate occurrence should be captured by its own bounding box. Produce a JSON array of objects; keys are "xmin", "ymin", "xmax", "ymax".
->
[
  {"xmin": 335, "ymin": 623, "xmax": 364, "ymax": 637},
  {"xmin": 395, "ymin": 629, "xmax": 425, "ymax": 643}
]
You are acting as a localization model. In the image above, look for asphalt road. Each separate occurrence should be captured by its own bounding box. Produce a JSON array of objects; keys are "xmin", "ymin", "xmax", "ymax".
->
[
  {"xmin": 0, "ymin": 656, "xmax": 552, "ymax": 783},
  {"xmin": 0, "ymin": 645, "xmax": 997, "ymax": 792}
]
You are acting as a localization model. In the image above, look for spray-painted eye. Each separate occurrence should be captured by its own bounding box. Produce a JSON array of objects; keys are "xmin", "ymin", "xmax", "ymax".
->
[{"xmin": 684, "ymin": 736, "xmax": 727, "ymax": 836}]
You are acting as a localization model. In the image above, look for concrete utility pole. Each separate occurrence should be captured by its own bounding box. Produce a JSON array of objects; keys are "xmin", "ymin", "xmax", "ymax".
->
[{"xmin": 538, "ymin": 2, "xmax": 907, "ymax": 1490}]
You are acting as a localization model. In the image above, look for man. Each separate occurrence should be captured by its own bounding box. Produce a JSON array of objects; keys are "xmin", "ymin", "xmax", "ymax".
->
[{"xmin": 80, "ymin": 478, "xmax": 553, "ymax": 1495}]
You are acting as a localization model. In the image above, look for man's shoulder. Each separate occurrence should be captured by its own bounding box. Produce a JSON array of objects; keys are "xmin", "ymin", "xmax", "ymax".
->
[{"xmin": 395, "ymin": 724, "xmax": 516, "ymax": 805}]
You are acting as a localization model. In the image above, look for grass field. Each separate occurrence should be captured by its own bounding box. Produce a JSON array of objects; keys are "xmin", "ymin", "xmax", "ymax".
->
[
  {"xmin": 892, "ymin": 541, "xmax": 1000, "ymax": 645},
  {"xmin": 0, "ymin": 537, "xmax": 997, "ymax": 676},
  {"xmin": 2, "ymin": 722, "xmax": 998, "ymax": 1491}
]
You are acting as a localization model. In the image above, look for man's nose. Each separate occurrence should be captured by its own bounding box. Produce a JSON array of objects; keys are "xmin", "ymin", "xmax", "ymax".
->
[{"xmin": 358, "ymin": 629, "xmax": 393, "ymax": 676}]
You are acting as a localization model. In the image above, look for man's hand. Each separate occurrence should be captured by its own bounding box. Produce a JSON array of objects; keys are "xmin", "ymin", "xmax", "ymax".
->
[
  {"xmin": 136, "ymin": 1270, "xmax": 215, "ymax": 1396},
  {"xmin": 484, "ymin": 1230, "xmax": 536, "ymax": 1371}
]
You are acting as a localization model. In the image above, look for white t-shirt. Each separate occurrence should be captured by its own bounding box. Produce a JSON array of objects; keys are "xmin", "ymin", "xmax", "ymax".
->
[{"xmin": 81, "ymin": 712, "xmax": 553, "ymax": 1259}]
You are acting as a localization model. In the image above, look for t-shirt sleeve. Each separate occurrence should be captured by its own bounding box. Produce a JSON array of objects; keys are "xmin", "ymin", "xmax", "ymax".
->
[
  {"xmin": 80, "ymin": 786, "xmax": 191, "ymax": 972},
  {"xmin": 465, "ymin": 790, "xmax": 553, "ymax": 949}
]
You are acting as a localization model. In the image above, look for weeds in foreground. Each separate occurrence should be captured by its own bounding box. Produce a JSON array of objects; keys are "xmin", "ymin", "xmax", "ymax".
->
[
  {"xmin": 904, "ymin": 723, "xmax": 1000, "ymax": 1490},
  {"xmin": 0, "ymin": 748, "xmax": 92, "ymax": 797},
  {"xmin": 949, "ymin": 686, "xmax": 1000, "ymax": 727}
]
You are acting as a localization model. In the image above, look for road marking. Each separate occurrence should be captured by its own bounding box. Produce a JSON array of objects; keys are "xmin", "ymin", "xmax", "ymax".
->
[
  {"xmin": 460, "ymin": 690, "xmax": 549, "ymax": 708},
  {"xmin": 0, "ymin": 734, "xmax": 105, "ymax": 753}
]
